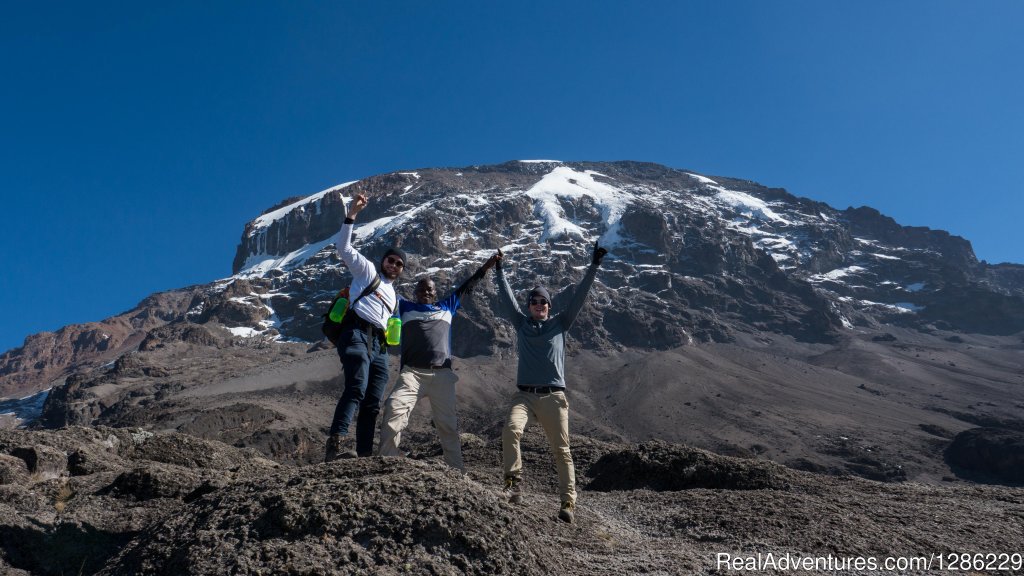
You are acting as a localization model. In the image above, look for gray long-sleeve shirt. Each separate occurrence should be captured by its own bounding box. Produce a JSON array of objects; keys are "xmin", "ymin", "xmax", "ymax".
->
[{"xmin": 494, "ymin": 262, "xmax": 599, "ymax": 388}]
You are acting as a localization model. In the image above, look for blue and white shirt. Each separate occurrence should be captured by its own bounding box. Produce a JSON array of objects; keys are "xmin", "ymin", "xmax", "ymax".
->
[{"xmin": 398, "ymin": 264, "xmax": 490, "ymax": 368}]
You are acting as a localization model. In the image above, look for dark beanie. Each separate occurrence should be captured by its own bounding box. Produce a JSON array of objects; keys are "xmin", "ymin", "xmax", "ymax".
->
[
  {"xmin": 382, "ymin": 247, "xmax": 408, "ymax": 264},
  {"xmin": 528, "ymin": 286, "xmax": 551, "ymax": 303}
]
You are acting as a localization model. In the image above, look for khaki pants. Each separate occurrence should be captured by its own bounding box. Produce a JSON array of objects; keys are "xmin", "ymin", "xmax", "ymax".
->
[
  {"xmin": 502, "ymin": 389, "xmax": 576, "ymax": 506},
  {"xmin": 377, "ymin": 366, "xmax": 464, "ymax": 471}
]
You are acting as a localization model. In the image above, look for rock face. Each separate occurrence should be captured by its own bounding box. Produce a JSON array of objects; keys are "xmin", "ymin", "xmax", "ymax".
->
[
  {"xmin": 587, "ymin": 441, "xmax": 791, "ymax": 491},
  {"xmin": 217, "ymin": 160, "xmax": 1023, "ymax": 355},
  {"xmin": 0, "ymin": 427, "xmax": 280, "ymax": 576}
]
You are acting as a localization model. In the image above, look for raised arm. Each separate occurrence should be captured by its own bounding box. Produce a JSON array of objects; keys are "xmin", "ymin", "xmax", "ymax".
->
[
  {"xmin": 493, "ymin": 250, "xmax": 526, "ymax": 323},
  {"xmin": 333, "ymin": 193, "xmax": 376, "ymax": 282},
  {"xmin": 453, "ymin": 253, "xmax": 500, "ymax": 300},
  {"xmin": 559, "ymin": 241, "xmax": 607, "ymax": 330}
]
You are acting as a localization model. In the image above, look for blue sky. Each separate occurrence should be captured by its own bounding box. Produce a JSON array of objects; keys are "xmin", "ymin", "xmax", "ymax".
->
[{"xmin": 2, "ymin": 1, "xmax": 1022, "ymax": 355}]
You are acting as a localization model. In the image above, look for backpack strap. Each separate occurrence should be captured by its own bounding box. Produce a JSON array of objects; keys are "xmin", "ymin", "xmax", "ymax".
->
[{"xmin": 350, "ymin": 274, "xmax": 381, "ymax": 308}]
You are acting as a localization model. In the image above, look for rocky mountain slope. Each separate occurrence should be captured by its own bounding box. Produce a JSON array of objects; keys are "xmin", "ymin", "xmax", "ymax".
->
[
  {"xmin": 5, "ymin": 160, "xmax": 1022, "ymax": 401},
  {"xmin": 3, "ymin": 160, "xmax": 1024, "ymax": 575},
  {"xmin": 4, "ymin": 160, "xmax": 1023, "ymax": 480},
  {"xmin": 0, "ymin": 289, "xmax": 203, "ymax": 399}
]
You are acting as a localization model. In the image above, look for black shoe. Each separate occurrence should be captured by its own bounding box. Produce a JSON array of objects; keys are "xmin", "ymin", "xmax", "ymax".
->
[{"xmin": 325, "ymin": 434, "xmax": 357, "ymax": 462}]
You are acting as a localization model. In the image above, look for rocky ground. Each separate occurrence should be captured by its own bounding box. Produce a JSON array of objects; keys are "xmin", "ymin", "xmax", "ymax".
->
[
  {"xmin": 2, "ymin": 316, "xmax": 1022, "ymax": 574},
  {"xmin": 22, "ymin": 321, "xmax": 1024, "ymax": 484},
  {"xmin": 3, "ymin": 426, "xmax": 1023, "ymax": 576}
]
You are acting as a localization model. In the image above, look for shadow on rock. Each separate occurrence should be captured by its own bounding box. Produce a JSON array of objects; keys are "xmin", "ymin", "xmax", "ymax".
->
[
  {"xmin": 945, "ymin": 427, "xmax": 1024, "ymax": 485},
  {"xmin": 0, "ymin": 521, "xmax": 134, "ymax": 576},
  {"xmin": 99, "ymin": 463, "xmax": 221, "ymax": 502}
]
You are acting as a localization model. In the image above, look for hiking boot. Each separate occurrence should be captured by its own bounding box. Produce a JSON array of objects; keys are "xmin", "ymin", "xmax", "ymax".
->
[
  {"xmin": 502, "ymin": 477, "xmax": 523, "ymax": 504},
  {"xmin": 324, "ymin": 434, "xmax": 357, "ymax": 462},
  {"xmin": 558, "ymin": 501, "xmax": 575, "ymax": 523}
]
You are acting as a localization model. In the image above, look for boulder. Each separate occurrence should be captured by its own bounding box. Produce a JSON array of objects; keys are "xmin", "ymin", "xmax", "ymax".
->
[
  {"xmin": 0, "ymin": 454, "xmax": 29, "ymax": 485},
  {"xmin": 586, "ymin": 440, "xmax": 791, "ymax": 492},
  {"xmin": 9, "ymin": 445, "xmax": 66, "ymax": 480},
  {"xmin": 945, "ymin": 427, "xmax": 1024, "ymax": 484}
]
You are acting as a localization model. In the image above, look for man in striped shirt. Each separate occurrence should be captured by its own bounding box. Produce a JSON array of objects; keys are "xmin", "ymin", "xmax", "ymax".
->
[{"xmin": 376, "ymin": 253, "xmax": 499, "ymax": 470}]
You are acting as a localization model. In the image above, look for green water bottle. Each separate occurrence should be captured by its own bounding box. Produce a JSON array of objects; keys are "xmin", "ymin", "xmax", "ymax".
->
[
  {"xmin": 386, "ymin": 316, "xmax": 402, "ymax": 346},
  {"xmin": 328, "ymin": 292, "xmax": 349, "ymax": 323}
]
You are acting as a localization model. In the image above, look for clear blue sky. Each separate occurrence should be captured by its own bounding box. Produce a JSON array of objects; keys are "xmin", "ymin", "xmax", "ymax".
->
[{"xmin": 2, "ymin": 1, "xmax": 1022, "ymax": 355}]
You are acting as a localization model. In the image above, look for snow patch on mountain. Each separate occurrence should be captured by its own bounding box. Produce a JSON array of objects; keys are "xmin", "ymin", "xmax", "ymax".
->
[
  {"xmin": 871, "ymin": 253, "xmax": 901, "ymax": 261},
  {"xmin": 0, "ymin": 387, "xmax": 51, "ymax": 427},
  {"xmin": 238, "ymin": 237, "xmax": 336, "ymax": 277},
  {"xmin": 685, "ymin": 172, "xmax": 718, "ymax": 185},
  {"xmin": 526, "ymin": 166, "xmax": 628, "ymax": 245},
  {"xmin": 712, "ymin": 188, "xmax": 790, "ymax": 224},
  {"xmin": 813, "ymin": 266, "xmax": 868, "ymax": 282},
  {"xmin": 839, "ymin": 296, "xmax": 919, "ymax": 314},
  {"xmin": 355, "ymin": 213, "xmax": 410, "ymax": 242},
  {"xmin": 250, "ymin": 181, "xmax": 356, "ymax": 236}
]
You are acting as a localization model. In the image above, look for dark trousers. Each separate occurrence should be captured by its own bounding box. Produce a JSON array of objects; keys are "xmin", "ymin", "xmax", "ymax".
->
[{"xmin": 329, "ymin": 326, "xmax": 390, "ymax": 456}]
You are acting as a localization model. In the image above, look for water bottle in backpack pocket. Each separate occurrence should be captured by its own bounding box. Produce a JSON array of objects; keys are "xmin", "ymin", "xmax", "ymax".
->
[
  {"xmin": 321, "ymin": 275, "xmax": 383, "ymax": 344},
  {"xmin": 321, "ymin": 288, "xmax": 351, "ymax": 343}
]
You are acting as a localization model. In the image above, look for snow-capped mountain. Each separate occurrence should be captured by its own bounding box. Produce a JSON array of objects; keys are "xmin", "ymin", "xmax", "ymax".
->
[
  {"xmin": 3, "ymin": 160, "xmax": 1023, "ymax": 398},
  {"xmin": 213, "ymin": 160, "xmax": 1024, "ymax": 348}
]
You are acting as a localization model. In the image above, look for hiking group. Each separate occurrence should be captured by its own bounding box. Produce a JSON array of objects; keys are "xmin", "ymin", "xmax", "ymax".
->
[{"xmin": 323, "ymin": 192, "xmax": 607, "ymax": 524}]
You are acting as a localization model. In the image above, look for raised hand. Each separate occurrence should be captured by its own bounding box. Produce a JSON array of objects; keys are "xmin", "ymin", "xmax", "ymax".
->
[
  {"xmin": 483, "ymin": 250, "xmax": 501, "ymax": 271},
  {"xmin": 347, "ymin": 193, "xmax": 369, "ymax": 218},
  {"xmin": 592, "ymin": 241, "xmax": 608, "ymax": 266}
]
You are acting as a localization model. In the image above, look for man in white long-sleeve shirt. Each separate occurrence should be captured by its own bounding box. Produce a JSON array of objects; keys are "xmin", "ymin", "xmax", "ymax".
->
[{"xmin": 325, "ymin": 193, "xmax": 404, "ymax": 461}]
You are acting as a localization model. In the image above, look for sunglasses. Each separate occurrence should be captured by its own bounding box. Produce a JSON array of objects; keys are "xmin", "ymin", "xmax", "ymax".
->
[
  {"xmin": 529, "ymin": 298, "xmax": 549, "ymax": 306},
  {"xmin": 385, "ymin": 256, "xmax": 405, "ymax": 268}
]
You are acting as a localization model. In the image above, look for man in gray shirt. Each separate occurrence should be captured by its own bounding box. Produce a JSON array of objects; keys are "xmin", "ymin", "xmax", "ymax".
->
[{"xmin": 493, "ymin": 241, "xmax": 607, "ymax": 523}]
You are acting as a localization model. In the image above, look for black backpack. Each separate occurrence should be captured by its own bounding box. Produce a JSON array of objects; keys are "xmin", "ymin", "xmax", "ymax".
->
[{"xmin": 321, "ymin": 275, "xmax": 381, "ymax": 343}]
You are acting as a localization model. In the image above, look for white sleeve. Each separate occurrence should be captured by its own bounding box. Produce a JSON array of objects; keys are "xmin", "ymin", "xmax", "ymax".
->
[{"xmin": 333, "ymin": 223, "xmax": 376, "ymax": 284}]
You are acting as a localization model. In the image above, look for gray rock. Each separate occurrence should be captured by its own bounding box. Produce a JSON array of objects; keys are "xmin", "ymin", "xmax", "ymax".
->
[
  {"xmin": 0, "ymin": 454, "xmax": 29, "ymax": 484},
  {"xmin": 9, "ymin": 445, "xmax": 66, "ymax": 480}
]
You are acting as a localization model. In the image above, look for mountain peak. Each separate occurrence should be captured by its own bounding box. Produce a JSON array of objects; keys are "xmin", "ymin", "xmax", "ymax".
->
[{"xmin": 3, "ymin": 160, "xmax": 1023, "ymax": 400}]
